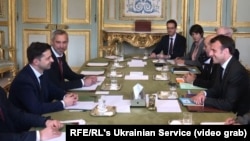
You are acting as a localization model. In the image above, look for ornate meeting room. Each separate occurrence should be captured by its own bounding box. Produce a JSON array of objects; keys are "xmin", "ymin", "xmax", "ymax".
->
[{"xmin": 1, "ymin": 0, "xmax": 250, "ymax": 138}]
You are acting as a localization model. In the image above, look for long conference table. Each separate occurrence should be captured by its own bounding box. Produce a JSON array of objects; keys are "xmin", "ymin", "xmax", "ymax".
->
[{"xmin": 43, "ymin": 55, "xmax": 234, "ymax": 125}]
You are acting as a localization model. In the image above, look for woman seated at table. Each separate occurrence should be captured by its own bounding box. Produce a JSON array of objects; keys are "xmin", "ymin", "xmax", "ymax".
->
[{"xmin": 175, "ymin": 24, "xmax": 205, "ymax": 68}]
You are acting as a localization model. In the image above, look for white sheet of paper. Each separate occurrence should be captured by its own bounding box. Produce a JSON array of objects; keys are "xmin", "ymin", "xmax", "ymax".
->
[
  {"xmin": 69, "ymin": 76, "xmax": 105, "ymax": 91},
  {"xmin": 200, "ymin": 122, "xmax": 225, "ymax": 125},
  {"xmin": 114, "ymin": 100, "xmax": 131, "ymax": 113},
  {"xmin": 105, "ymin": 55, "xmax": 117, "ymax": 59},
  {"xmin": 130, "ymin": 71, "xmax": 143, "ymax": 76},
  {"xmin": 95, "ymin": 91, "xmax": 109, "ymax": 95},
  {"xmin": 127, "ymin": 62, "xmax": 145, "ymax": 67},
  {"xmin": 60, "ymin": 119, "xmax": 86, "ymax": 125},
  {"xmin": 45, "ymin": 132, "xmax": 65, "ymax": 141},
  {"xmin": 124, "ymin": 75, "xmax": 149, "ymax": 80},
  {"xmin": 81, "ymin": 70, "xmax": 105, "ymax": 75},
  {"xmin": 156, "ymin": 100, "xmax": 182, "ymax": 113},
  {"xmin": 65, "ymin": 101, "xmax": 97, "ymax": 110},
  {"xmin": 100, "ymin": 95, "xmax": 123, "ymax": 105},
  {"xmin": 127, "ymin": 60, "xmax": 146, "ymax": 67},
  {"xmin": 87, "ymin": 62, "xmax": 108, "ymax": 66}
]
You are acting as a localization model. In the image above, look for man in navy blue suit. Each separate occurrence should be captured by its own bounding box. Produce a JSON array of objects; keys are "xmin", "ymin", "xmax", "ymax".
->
[
  {"xmin": 9, "ymin": 42, "xmax": 78, "ymax": 115},
  {"xmin": 150, "ymin": 19, "xmax": 187, "ymax": 59},
  {"xmin": 192, "ymin": 35, "xmax": 250, "ymax": 116},
  {"xmin": 0, "ymin": 86, "xmax": 63, "ymax": 141}
]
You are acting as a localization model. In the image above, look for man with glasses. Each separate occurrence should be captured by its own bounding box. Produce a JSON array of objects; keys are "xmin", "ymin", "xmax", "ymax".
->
[
  {"xmin": 150, "ymin": 19, "xmax": 187, "ymax": 59},
  {"xmin": 216, "ymin": 26, "xmax": 240, "ymax": 60}
]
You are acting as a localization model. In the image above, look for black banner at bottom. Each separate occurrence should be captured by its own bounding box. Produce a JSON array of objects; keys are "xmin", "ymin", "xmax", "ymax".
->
[{"xmin": 66, "ymin": 125, "xmax": 250, "ymax": 140}]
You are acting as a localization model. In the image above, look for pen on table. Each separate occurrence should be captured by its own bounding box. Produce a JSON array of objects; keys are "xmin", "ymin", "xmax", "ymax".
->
[{"xmin": 68, "ymin": 109, "xmax": 87, "ymax": 112}]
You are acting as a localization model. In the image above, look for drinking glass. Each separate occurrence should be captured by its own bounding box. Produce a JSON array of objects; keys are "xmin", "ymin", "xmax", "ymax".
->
[{"xmin": 182, "ymin": 112, "xmax": 193, "ymax": 125}]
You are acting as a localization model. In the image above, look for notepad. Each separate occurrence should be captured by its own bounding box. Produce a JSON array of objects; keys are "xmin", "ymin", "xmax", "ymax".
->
[
  {"xmin": 87, "ymin": 62, "xmax": 109, "ymax": 66},
  {"xmin": 179, "ymin": 97, "xmax": 203, "ymax": 106},
  {"xmin": 179, "ymin": 83, "xmax": 206, "ymax": 90}
]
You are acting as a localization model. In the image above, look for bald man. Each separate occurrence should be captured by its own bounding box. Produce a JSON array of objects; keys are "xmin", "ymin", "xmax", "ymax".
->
[
  {"xmin": 183, "ymin": 35, "xmax": 220, "ymax": 88},
  {"xmin": 216, "ymin": 26, "xmax": 240, "ymax": 60}
]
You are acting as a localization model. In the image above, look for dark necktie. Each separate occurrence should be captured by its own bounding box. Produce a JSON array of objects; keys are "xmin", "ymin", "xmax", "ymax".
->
[
  {"xmin": 219, "ymin": 66, "xmax": 224, "ymax": 81},
  {"xmin": 57, "ymin": 57, "xmax": 64, "ymax": 80},
  {"xmin": 39, "ymin": 75, "xmax": 44, "ymax": 90},
  {"xmin": 0, "ymin": 107, "xmax": 5, "ymax": 121},
  {"xmin": 169, "ymin": 37, "xmax": 173, "ymax": 55}
]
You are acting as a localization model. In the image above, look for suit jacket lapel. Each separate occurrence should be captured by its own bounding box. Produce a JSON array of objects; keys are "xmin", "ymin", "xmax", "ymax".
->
[{"xmin": 26, "ymin": 65, "xmax": 44, "ymax": 100}]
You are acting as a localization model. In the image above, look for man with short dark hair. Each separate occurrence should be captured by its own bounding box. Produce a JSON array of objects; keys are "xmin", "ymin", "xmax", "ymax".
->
[
  {"xmin": 9, "ymin": 42, "xmax": 78, "ymax": 115},
  {"xmin": 192, "ymin": 35, "xmax": 250, "ymax": 116},
  {"xmin": 150, "ymin": 19, "xmax": 186, "ymax": 59}
]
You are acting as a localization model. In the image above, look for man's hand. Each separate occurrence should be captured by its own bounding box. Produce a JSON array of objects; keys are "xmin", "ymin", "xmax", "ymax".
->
[
  {"xmin": 191, "ymin": 91, "xmax": 206, "ymax": 105},
  {"xmin": 224, "ymin": 117, "xmax": 236, "ymax": 125},
  {"xmin": 83, "ymin": 76, "xmax": 98, "ymax": 86},
  {"xmin": 45, "ymin": 119, "xmax": 63, "ymax": 129},
  {"xmin": 40, "ymin": 127, "xmax": 61, "ymax": 141},
  {"xmin": 175, "ymin": 58, "xmax": 185, "ymax": 64},
  {"xmin": 149, "ymin": 53, "xmax": 156, "ymax": 58},
  {"xmin": 183, "ymin": 72, "xmax": 197, "ymax": 83},
  {"xmin": 63, "ymin": 93, "xmax": 78, "ymax": 107}
]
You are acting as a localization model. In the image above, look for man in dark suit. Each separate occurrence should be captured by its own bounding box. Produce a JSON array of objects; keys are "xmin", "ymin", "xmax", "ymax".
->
[
  {"xmin": 183, "ymin": 35, "xmax": 219, "ymax": 89},
  {"xmin": 8, "ymin": 42, "xmax": 78, "ymax": 115},
  {"xmin": 46, "ymin": 29, "xmax": 97, "ymax": 91},
  {"xmin": 0, "ymin": 86, "xmax": 63, "ymax": 141},
  {"xmin": 192, "ymin": 35, "xmax": 250, "ymax": 116},
  {"xmin": 150, "ymin": 19, "xmax": 186, "ymax": 59}
]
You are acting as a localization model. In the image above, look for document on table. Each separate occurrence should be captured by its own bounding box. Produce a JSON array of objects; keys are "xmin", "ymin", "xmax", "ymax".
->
[
  {"xmin": 65, "ymin": 101, "xmax": 97, "ymax": 110},
  {"xmin": 127, "ymin": 59, "xmax": 147, "ymax": 67},
  {"xmin": 60, "ymin": 119, "xmax": 86, "ymax": 125},
  {"xmin": 179, "ymin": 83, "xmax": 206, "ymax": 90},
  {"xmin": 100, "ymin": 95, "xmax": 131, "ymax": 113},
  {"xmin": 69, "ymin": 76, "xmax": 105, "ymax": 91},
  {"xmin": 124, "ymin": 71, "xmax": 149, "ymax": 80},
  {"xmin": 200, "ymin": 122, "xmax": 225, "ymax": 125},
  {"xmin": 46, "ymin": 132, "xmax": 65, "ymax": 141},
  {"xmin": 81, "ymin": 70, "xmax": 105, "ymax": 75},
  {"xmin": 156, "ymin": 100, "xmax": 182, "ymax": 113},
  {"xmin": 87, "ymin": 62, "xmax": 109, "ymax": 66}
]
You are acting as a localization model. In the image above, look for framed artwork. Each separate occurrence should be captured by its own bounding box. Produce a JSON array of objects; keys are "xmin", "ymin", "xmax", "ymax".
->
[
  {"xmin": 120, "ymin": 0, "xmax": 165, "ymax": 20},
  {"xmin": 0, "ymin": 0, "xmax": 5, "ymax": 18}
]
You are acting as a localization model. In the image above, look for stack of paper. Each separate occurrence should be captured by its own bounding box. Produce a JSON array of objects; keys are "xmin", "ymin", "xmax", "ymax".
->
[
  {"xmin": 70, "ymin": 76, "xmax": 105, "ymax": 91},
  {"xmin": 124, "ymin": 71, "xmax": 149, "ymax": 80},
  {"xmin": 87, "ymin": 62, "xmax": 109, "ymax": 67},
  {"xmin": 127, "ymin": 59, "xmax": 147, "ymax": 67},
  {"xmin": 81, "ymin": 70, "xmax": 105, "ymax": 75},
  {"xmin": 60, "ymin": 119, "xmax": 86, "ymax": 125},
  {"xmin": 65, "ymin": 101, "xmax": 97, "ymax": 110},
  {"xmin": 156, "ymin": 100, "xmax": 182, "ymax": 113}
]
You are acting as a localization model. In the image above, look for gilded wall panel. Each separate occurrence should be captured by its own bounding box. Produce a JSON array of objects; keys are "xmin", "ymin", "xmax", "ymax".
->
[
  {"xmin": 62, "ymin": 0, "xmax": 90, "ymax": 24},
  {"xmin": 194, "ymin": 0, "xmax": 222, "ymax": 27},
  {"xmin": 22, "ymin": 0, "xmax": 51, "ymax": 23}
]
